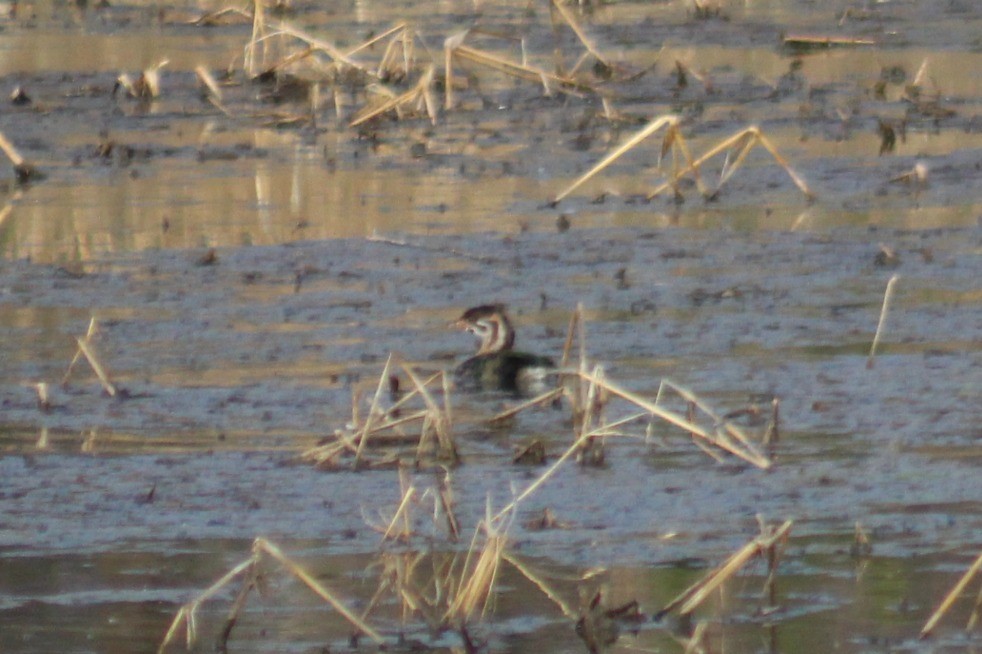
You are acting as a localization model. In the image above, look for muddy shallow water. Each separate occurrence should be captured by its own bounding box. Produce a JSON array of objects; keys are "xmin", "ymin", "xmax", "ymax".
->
[{"xmin": 0, "ymin": 0, "xmax": 981, "ymax": 652}]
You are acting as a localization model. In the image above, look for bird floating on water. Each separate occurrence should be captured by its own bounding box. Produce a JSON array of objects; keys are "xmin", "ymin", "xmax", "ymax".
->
[{"xmin": 451, "ymin": 304, "xmax": 554, "ymax": 395}]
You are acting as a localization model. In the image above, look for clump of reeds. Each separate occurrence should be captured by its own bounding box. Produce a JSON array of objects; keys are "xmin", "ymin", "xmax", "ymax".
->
[
  {"xmin": 300, "ymin": 354, "xmax": 457, "ymax": 470},
  {"xmin": 158, "ymin": 538, "xmax": 383, "ymax": 653},
  {"xmin": 364, "ymin": 466, "xmax": 460, "ymax": 544},
  {"xmin": 552, "ymin": 117, "xmax": 814, "ymax": 205},
  {"xmin": 188, "ymin": 0, "xmax": 633, "ymax": 132}
]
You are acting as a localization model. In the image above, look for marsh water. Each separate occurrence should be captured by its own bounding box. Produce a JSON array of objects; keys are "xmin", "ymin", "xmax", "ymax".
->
[{"xmin": 1, "ymin": 0, "xmax": 980, "ymax": 652}]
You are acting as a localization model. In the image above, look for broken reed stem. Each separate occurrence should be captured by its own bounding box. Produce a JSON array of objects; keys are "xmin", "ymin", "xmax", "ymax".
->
[
  {"xmin": 658, "ymin": 519, "xmax": 793, "ymax": 618},
  {"xmin": 491, "ymin": 421, "xmax": 604, "ymax": 525},
  {"xmin": 381, "ymin": 484, "xmax": 417, "ymax": 543},
  {"xmin": 158, "ymin": 556, "xmax": 256, "ymax": 652},
  {"xmin": 74, "ymin": 336, "xmax": 118, "ymax": 397},
  {"xmin": 438, "ymin": 470, "xmax": 461, "ymax": 542},
  {"xmin": 354, "ymin": 353, "xmax": 395, "ymax": 467},
  {"xmin": 452, "ymin": 44, "xmax": 580, "ymax": 94},
  {"xmin": 502, "ymin": 551, "xmax": 578, "ymax": 619},
  {"xmin": 244, "ymin": 0, "xmax": 266, "ymax": 77},
  {"xmin": 646, "ymin": 126, "xmax": 813, "ymax": 201},
  {"xmin": 217, "ymin": 564, "xmax": 259, "ymax": 650},
  {"xmin": 920, "ymin": 549, "xmax": 982, "ymax": 638},
  {"xmin": 559, "ymin": 303, "xmax": 580, "ymax": 371},
  {"xmin": 683, "ymin": 620, "xmax": 710, "ymax": 654},
  {"xmin": 754, "ymin": 131, "xmax": 814, "ymax": 199},
  {"xmin": 0, "ymin": 130, "xmax": 27, "ymax": 166},
  {"xmin": 549, "ymin": 0, "xmax": 611, "ymax": 67},
  {"xmin": 267, "ymin": 22, "xmax": 367, "ymax": 72},
  {"xmin": 783, "ymin": 34, "xmax": 876, "ymax": 47},
  {"xmin": 347, "ymin": 22, "xmax": 409, "ymax": 58},
  {"xmin": 349, "ymin": 65, "xmax": 436, "ymax": 127},
  {"xmin": 255, "ymin": 538, "xmax": 385, "ymax": 643},
  {"xmin": 402, "ymin": 363, "xmax": 455, "ymax": 460},
  {"xmin": 867, "ymin": 274, "xmax": 900, "ymax": 369},
  {"xmin": 553, "ymin": 114, "xmax": 680, "ymax": 204},
  {"xmin": 488, "ymin": 386, "xmax": 563, "ymax": 424},
  {"xmin": 62, "ymin": 317, "xmax": 98, "ymax": 385},
  {"xmin": 583, "ymin": 372, "xmax": 772, "ymax": 469},
  {"xmin": 446, "ymin": 521, "xmax": 508, "ymax": 625},
  {"xmin": 968, "ymin": 581, "xmax": 982, "ymax": 632}
]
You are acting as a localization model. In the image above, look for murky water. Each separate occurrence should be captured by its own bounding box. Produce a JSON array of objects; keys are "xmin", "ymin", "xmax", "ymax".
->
[{"xmin": 1, "ymin": 0, "xmax": 980, "ymax": 652}]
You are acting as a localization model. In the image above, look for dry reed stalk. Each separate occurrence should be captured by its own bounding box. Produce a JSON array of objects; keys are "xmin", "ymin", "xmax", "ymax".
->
[
  {"xmin": 191, "ymin": 6, "xmax": 252, "ymax": 26},
  {"xmin": 0, "ymin": 190, "xmax": 23, "ymax": 230},
  {"xmin": 35, "ymin": 427, "xmax": 50, "ymax": 450},
  {"xmin": 581, "ymin": 411, "xmax": 649, "ymax": 438},
  {"xmin": 0, "ymin": 130, "xmax": 40, "ymax": 182},
  {"xmin": 194, "ymin": 65, "xmax": 225, "ymax": 106},
  {"xmin": 244, "ymin": 0, "xmax": 268, "ymax": 77},
  {"xmin": 159, "ymin": 556, "xmax": 256, "ymax": 652},
  {"xmin": 442, "ymin": 29, "xmax": 469, "ymax": 110},
  {"xmin": 345, "ymin": 22, "xmax": 409, "ymax": 59},
  {"xmin": 491, "ymin": 423, "xmax": 606, "ymax": 524},
  {"xmin": 559, "ymin": 302, "xmax": 583, "ymax": 373},
  {"xmin": 33, "ymin": 382, "xmax": 51, "ymax": 411},
  {"xmin": 552, "ymin": 114, "xmax": 681, "ymax": 204},
  {"xmin": 375, "ymin": 26, "xmax": 420, "ymax": 80},
  {"xmin": 920, "ymin": 549, "xmax": 982, "ymax": 638},
  {"xmin": 451, "ymin": 44, "xmax": 581, "ymax": 94},
  {"xmin": 488, "ymin": 387, "xmax": 565, "ymax": 424},
  {"xmin": 380, "ymin": 472, "xmax": 417, "ymax": 543},
  {"xmin": 753, "ymin": 130, "xmax": 814, "ymax": 199},
  {"xmin": 73, "ymin": 336, "xmax": 118, "ymax": 397},
  {"xmin": 647, "ymin": 126, "xmax": 813, "ymax": 201},
  {"xmin": 349, "ymin": 66, "xmax": 437, "ymax": 127},
  {"xmin": 548, "ymin": 0, "xmax": 612, "ymax": 69},
  {"xmin": 968, "ymin": 584, "xmax": 982, "ymax": 632},
  {"xmin": 300, "ymin": 363, "xmax": 445, "ymax": 467},
  {"xmin": 782, "ymin": 34, "xmax": 876, "ymax": 48},
  {"xmin": 368, "ymin": 552, "xmax": 440, "ymax": 627},
  {"xmin": 363, "ymin": 409, "xmax": 431, "ymax": 436},
  {"xmin": 255, "ymin": 538, "xmax": 384, "ymax": 642},
  {"xmin": 576, "ymin": 364, "xmax": 609, "ymax": 464},
  {"xmin": 763, "ymin": 398, "xmax": 780, "ymax": 448},
  {"xmin": 402, "ymin": 364, "xmax": 456, "ymax": 462},
  {"xmin": 582, "ymin": 373, "xmax": 772, "ymax": 469},
  {"xmin": 866, "ymin": 274, "xmax": 899, "ymax": 369},
  {"xmin": 502, "ymin": 552, "xmax": 578, "ymax": 619},
  {"xmin": 663, "ymin": 123, "xmax": 708, "ymax": 197},
  {"xmin": 354, "ymin": 353, "xmax": 395, "ymax": 468},
  {"xmin": 657, "ymin": 519, "xmax": 793, "ymax": 618},
  {"xmin": 268, "ymin": 22, "xmax": 368, "ymax": 72},
  {"xmin": 217, "ymin": 561, "xmax": 261, "ymax": 651},
  {"xmin": 138, "ymin": 61, "xmax": 166, "ymax": 98},
  {"xmin": 438, "ymin": 468, "xmax": 461, "ymax": 542},
  {"xmin": 682, "ymin": 619, "xmax": 710, "ymax": 654},
  {"xmin": 446, "ymin": 521, "xmax": 509, "ymax": 624},
  {"xmin": 258, "ymin": 45, "xmax": 315, "ymax": 77}
]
